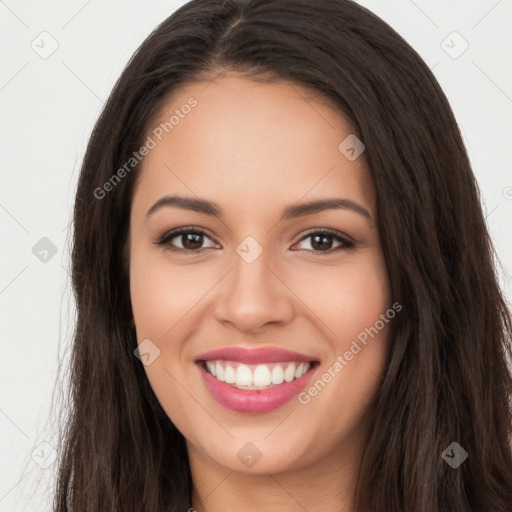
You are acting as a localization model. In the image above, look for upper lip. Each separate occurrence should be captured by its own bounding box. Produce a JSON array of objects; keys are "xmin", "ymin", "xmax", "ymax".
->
[{"xmin": 195, "ymin": 346, "xmax": 318, "ymax": 364}]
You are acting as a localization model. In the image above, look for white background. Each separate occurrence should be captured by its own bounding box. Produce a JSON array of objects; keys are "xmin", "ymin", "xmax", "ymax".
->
[{"xmin": 1, "ymin": 0, "xmax": 511, "ymax": 510}]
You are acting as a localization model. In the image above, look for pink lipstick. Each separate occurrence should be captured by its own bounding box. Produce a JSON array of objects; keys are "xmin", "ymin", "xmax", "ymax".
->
[{"xmin": 195, "ymin": 347, "xmax": 319, "ymax": 413}]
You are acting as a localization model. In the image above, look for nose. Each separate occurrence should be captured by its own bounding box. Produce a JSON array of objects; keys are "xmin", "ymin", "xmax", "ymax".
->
[{"xmin": 213, "ymin": 245, "xmax": 295, "ymax": 334}]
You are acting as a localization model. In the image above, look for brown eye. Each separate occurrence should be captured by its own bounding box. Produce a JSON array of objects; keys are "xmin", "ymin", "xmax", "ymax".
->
[
  {"xmin": 294, "ymin": 230, "xmax": 355, "ymax": 253},
  {"xmin": 155, "ymin": 228, "xmax": 217, "ymax": 252},
  {"xmin": 179, "ymin": 232, "xmax": 205, "ymax": 250}
]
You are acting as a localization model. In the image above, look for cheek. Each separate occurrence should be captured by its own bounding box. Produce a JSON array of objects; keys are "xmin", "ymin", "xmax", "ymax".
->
[
  {"xmin": 309, "ymin": 252, "xmax": 392, "ymax": 417},
  {"xmin": 129, "ymin": 249, "xmax": 211, "ymax": 339},
  {"xmin": 129, "ymin": 251, "xmax": 202, "ymax": 432},
  {"xmin": 294, "ymin": 249, "xmax": 391, "ymax": 347},
  {"xmin": 295, "ymin": 250, "xmax": 392, "ymax": 414},
  {"xmin": 339, "ymin": 264, "xmax": 391, "ymax": 344}
]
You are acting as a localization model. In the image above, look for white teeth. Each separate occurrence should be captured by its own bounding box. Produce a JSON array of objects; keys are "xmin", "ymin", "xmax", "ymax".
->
[
  {"xmin": 284, "ymin": 363, "xmax": 296, "ymax": 382},
  {"xmin": 205, "ymin": 361, "xmax": 312, "ymax": 389},
  {"xmin": 207, "ymin": 361, "xmax": 216, "ymax": 377},
  {"xmin": 295, "ymin": 362, "xmax": 307, "ymax": 378},
  {"xmin": 215, "ymin": 362, "xmax": 225, "ymax": 382},
  {"xmin": 271, "ymin": 365, "xmax": 284, "ymax": 385},
  {"xmin": 253, "ymin": 365, "xmax": 271, "ymax": 386},
  {"xmin": 224, "ymin": 365, "xmax": 236, "ymax": 384},
  {"xmin": 235, "ymin": 364, "xmax": 253, "ymax": 386}
]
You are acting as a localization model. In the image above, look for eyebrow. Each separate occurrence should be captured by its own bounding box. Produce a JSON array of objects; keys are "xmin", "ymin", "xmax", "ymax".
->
[{"xmin": 146, "ymin": 195, "xmax": 373, "ymax": 224}]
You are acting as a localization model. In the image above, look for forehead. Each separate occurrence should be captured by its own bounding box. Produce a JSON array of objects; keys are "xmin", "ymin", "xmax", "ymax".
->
[{"xmin": 132, "ymin": 75, "xmax": 375, "ymax": 218}]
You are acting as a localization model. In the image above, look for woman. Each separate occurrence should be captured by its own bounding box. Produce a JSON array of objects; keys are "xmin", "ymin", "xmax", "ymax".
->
[{"xmin": 54, "ymin": 0, "xmax": 512, "ymax": 510}]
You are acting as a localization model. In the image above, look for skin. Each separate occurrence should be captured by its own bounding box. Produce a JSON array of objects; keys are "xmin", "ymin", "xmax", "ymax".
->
[{"xmin": 129, "ymin": 74, "xmax": 393, "ymax": 512}]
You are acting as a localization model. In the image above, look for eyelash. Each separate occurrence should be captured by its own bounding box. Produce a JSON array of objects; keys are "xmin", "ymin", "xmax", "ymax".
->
[{"xmin": 154, "ymin": 226, "xmax": 355, "ymax": 255}]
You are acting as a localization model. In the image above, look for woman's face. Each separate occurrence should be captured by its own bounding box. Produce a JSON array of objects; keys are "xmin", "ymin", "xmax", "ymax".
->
[{"xmin": 129, "ymin": 75, "xmax": 393, "ymax": 475}]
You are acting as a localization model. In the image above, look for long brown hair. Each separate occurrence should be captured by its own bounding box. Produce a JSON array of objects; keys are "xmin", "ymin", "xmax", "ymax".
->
[{"xmin": 54, "ymin": 0, "xmax": 512, "ymax": 510}]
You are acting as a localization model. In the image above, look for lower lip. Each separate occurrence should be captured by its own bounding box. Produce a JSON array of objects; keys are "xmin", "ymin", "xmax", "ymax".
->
[{"xmin": 197, "ymin": 363, "xmax": 317, "ymax": 413}]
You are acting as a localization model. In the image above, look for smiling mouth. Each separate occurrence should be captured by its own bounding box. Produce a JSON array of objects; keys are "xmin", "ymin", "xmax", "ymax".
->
[{"xmin": 198, "ymin": 360, "xmax": 319, "ymax": 390}]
